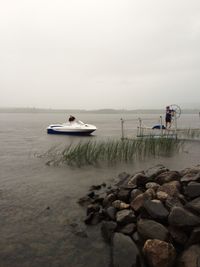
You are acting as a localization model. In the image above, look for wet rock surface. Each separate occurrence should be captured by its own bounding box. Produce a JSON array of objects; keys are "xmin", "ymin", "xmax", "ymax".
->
[{"xmin": 78, "ymin": 164, "xmax": 200, "ymax": 267}]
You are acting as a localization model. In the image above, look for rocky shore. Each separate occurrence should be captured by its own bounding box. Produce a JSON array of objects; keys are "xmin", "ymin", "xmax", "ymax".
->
[{"xmin": 78, "ymin": 164, "xmax": 200, "ymax": 267}]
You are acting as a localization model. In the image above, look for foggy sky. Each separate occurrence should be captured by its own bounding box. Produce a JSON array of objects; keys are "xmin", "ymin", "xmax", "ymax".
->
[{"xmin": 0, "ymin": 0, "xmax": 200, "ymax": 109}]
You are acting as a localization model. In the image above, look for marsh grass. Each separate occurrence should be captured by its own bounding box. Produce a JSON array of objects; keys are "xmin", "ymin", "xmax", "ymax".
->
[
  {"xmin": 46, "ymin": 137, "xmax": 184, "ymax": 167},
  {"xmin": 177, "ymin": 129, "xmax": 200, "ymax": 139}
]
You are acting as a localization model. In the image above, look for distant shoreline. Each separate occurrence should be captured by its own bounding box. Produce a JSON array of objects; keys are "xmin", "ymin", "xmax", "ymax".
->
[{"xmin": 0, "ymin": 107, "xmax": 199, "ymax": 114}]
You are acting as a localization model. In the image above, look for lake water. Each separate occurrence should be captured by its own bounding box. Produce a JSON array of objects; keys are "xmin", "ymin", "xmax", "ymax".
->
[{"xmin": 0, "ymin": 112, "xmax": 200, "ymax": 267}]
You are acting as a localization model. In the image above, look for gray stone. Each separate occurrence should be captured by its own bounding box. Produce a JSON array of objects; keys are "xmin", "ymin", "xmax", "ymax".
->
[
  {"xmin": 112, "ymin": 233, "xmax": 141, "ymax": 267},
  {"xmin": 137, "ymin": 219, "xmax": 169, "ymax": 241},
  {"xmin": 185, "ymin": 196, "xmax": 200, "ymax": 214},
  {"xmin": 130, "ymin": 189, "xmax": 143, "ymax": 201},
  {"xmin": 184, "ymin": 182, "xmax": 200, "ymax": 198},
  {"xmin": 168, "ymin": 226, "xmax": 188, "ymax": 245},
  {"xmin": 119, "ymin": 223, "xmax": 136, "ymax": 235},
  {"xmin": 165, "ymin": 196, "xmax": 183, "ymax": 210},
  {"xmin": 101, "ymin": 221, "xmax": 117, "ymax": 243},
  {"xmin": 187, "ymin": 227, "xmax": 200, "ymax": 246},
  {"xmin": 130, "ymin": 193, "xmax": 150, "ymax": 212},
  {"xmin": 116, "ymin": 209, "xmax": 136, "ymax": 225},
  {"xmin": 177, "ymin": 245, "xmax": 200, "ymax": 267},
  {"xmin": 154, "ymin": 171, "xmax": 181, "ymax": 184},
  {"xmin": 117, "ymin": 188, "xmax": 131, "ymax": 202},
  {"xmin": 144, "ymin": 200, "xmax": 169, "ymax": 220},
  {"xmin": 168, "ymin": 206, "xmax": 200, "ymax": 228},
  {"xmin": 106, "ymin": 206, "xmax": 117, "ymax": 220},
  {"xmin": 145, "ymin": 164, "xmax": 168, "ymax": 179}
]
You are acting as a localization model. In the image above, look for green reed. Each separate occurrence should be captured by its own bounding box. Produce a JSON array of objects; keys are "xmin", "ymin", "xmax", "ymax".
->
[
  {"xmin": 177, "ymin": 129, "xmax": 200, "ymax": 139},
  {"xmin": 46, "ymin": 137, "xmax": 183, "ymax": 167}
]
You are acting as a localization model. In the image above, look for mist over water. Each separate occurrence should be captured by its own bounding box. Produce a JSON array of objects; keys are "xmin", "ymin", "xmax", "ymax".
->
[{"xmin": 0, "ymin": 112, "xmax": 200, "ymax": 267}]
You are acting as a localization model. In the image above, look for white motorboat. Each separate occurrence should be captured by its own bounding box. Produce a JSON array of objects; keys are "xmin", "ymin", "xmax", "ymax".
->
[{"xmin": 47, "ymin": 120, "xmax": 97, "ymax": 135}]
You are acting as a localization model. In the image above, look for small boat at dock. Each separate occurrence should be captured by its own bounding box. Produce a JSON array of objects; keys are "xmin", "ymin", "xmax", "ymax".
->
[{"xmin": 47, "ymin": 120, "xmax": 97, "ymax": 135}]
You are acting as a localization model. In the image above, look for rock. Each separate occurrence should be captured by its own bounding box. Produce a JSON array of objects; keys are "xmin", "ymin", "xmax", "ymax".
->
[
  {"xmin": 132, "ymin": 231, "xmax": 140, "ymax": 243},
  {"xmin": 115, "ymin": 172, "xmax": 131, "ymax": 188},
  {"xmin": 168, "ymin": 206, "xmax": 200, "ymax": 228},
  {"xmin": 102, "ymin": 193, "xmax": 117, "ymax": 207},
  {"xmin": 181, "ymin": 173, "xmax": 200, "ymax": 183},
  {"xmin": 117, "ymin": 188, "xmax": 131, "ymax": 202},
  {"xmin": 130, "ymin": 193, "xmax": 150, "ymax": 212},
  {"xmin": 101, "ymin": 221, "xmax": 117, "ymax": 243},
  {"xmin": 185, "ymin": 196, "xmax": 200, "ymax": 214},
  {"xmin": 157, "ymin": 181, "xmax": 180, "ymax": 197},
  {"xmin": 144, "ymin": 200, "xmax": 169, "ymax": 221},
  {"xmin": 112, "ymin": 200, "xmax": 130, "ymax": 210},
  {"xmin": 145, "ymin": 165, "xmax": 168, "ymax": 179},
  {"xmin": 184, "ymin": 182, "xmax": 200, "ymax": 198},
  {"xmin": 130, "ymin": 189, "xmax": 143, "ymax": 201},
  {"xmin": 165, "ymin": 195, "xmax": 183, "ymax": 210},
  {"xmin": 137, "ymin": 219, "xmax": 169, "ymax": 241},
  {"xmin": 77, "ymin": 196, "xmax": 91, "ymax": 206},
  {"xmin": 156, "ymin": 191, "xmax": 168, "ymax": 202},
  {"xmin": 116, "ymin": 209, "xmax": 136, "ymax": 225},
  {"xmin": 119, "ymin": 223, "xmax": 136, "ymax": 235},
  {"xmin": 146, "ymin": 182, "xmax": 160, "ymax": 191},
  {"xmin": 86, "ymin": 204, "xmax": 100, "ymax": 215},
  {"xmin": 144, "ymin": 188, "xmax": 156, "ymax": 199},
  {"xmin": 127, "ymin": 172, "xmax": 148, "ymax": 187},
  {"xmin": 180, "ymin": 165, "xmax": 200, "ymax": 176},
  {"xmin": 177, "ymin": 245, "xmax": 200, "ymax": 267},
  {"xmin": 186, "ymin": 227, "xmax": 200, "ymax": 246},
  {"xmin": 112, "ymin": 233, "xmax": 141, "ymax": 267},
  {"xmin": 89, "ymin": 184, "xmax": 102, "ymax": 191},
  {"xmin": 143, "ymin": 239, "xmax": 176, "ymax": 267},
  {"xmin": 106, "ymin": 206, "xmax": 117, "ymax": 221},
  {"xmin": 84, "ymin": 212, "xmax": 102, "ymax": 225},
  {"xmin": 87, "ymin": 191, "xmax": 95, "ymax": 198},
  {"xmin": 155, "ymin": 171, "xmax": 181, "ymax": 184},
  {"xmin": 168, "ymin": 226, "xmax": 188, "ymax": 245},
  {"xmin": 181, "ymin": 168, "xmax": 200, "ymax": 183}
]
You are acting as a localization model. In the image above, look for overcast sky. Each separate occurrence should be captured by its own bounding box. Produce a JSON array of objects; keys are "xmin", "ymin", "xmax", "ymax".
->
[{"xmin": 0, "ymin": 0, "xmax": 200, "ymax": 109}]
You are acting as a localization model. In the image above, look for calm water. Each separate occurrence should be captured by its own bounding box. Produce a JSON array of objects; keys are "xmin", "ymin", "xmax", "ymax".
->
[{"xmin": 0, "ymin": 112, "xmax": 200, "ymax": 267}]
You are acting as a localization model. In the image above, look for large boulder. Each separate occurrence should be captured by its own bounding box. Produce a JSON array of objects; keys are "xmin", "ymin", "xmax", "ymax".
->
[
  {"xmin": 112, "ymin": 233, "xmax": 141, "ymax": 267},
  {"xmin": 127, "ymin": 172, "xmax": 148, "ymax": 188},
  {"xmin": 137, "ymin": 219, "xmax": 169, "ymax": 241},
  {"xmin": 154, "ymin": 171, "xmax": 181, "ymax": 184},
  {"xmin": 184, "ymin": 182, "xmax": 200, "ymax": 199},
  {"xmin": 143, "ymin": 239, "xmax": 176, "ymax": 267},
  {"xmin": 177, "ymin": 245, "xmax": 200, "ymax": 267},
  {"xmin": 168, "ymin": 226, "xmax": 188, "ymax": 245},
  {"xmin": 144, "ymin": 200, "xmax": 169, "ymax": 221},
  {"xmin": 145, "ymin": 165, "xmax": 168, "ymax": 179},
  {"xmin": 168, "ymin": 206, "xmax": 200, "ymax": 228},
  {"xmin": 186, "ymin": 227, "xmax": 200, "ymax": 246},
  {"xmin": 130, "ymin": 193, "xmax": 149, "ymax": 212},
  {"xmin": 185, "ymin": 196, "xmax": 200, "ymax": 214},
  {"xmin": 157, "ymin": 181, "xmax": 180, "ymax": 197}
]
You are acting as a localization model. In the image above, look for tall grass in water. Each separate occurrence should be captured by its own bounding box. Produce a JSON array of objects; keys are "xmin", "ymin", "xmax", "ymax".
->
[
  {"xmin": 177, "ymin": 129, "xmax": 200, "ymax": 139},
  {"xmin": 48, "ymin": 137, "xmax": 183, "ymax": 167}
]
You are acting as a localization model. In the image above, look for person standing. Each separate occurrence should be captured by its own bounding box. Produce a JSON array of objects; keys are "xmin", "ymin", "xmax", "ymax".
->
[
  {"xmin": 165, "ymin": 106, "xmax": 172, "ymax": 128},
  {"xmin": 68, "ymin": 115, "xmax": 76, "ymax": 123}
]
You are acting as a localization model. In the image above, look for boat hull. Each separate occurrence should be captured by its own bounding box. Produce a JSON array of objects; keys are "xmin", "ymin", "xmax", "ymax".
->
[{"xmin": 47, "ymin": 128, "xmax": 96, "ymax": 135}]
